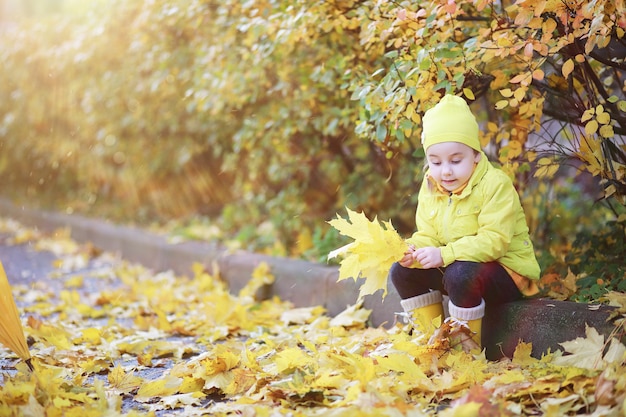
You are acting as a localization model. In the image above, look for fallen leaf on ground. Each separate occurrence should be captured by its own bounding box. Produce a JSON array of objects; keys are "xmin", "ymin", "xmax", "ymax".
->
[{"xmin": 1, "ymin": 217, "xmax": 625, "ymax": 416}]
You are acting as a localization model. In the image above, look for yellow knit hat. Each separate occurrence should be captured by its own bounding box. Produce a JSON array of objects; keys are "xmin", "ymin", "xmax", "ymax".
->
[{"xmin": 421, "ymin": 95, "xmax": 481, "ymax": 152}]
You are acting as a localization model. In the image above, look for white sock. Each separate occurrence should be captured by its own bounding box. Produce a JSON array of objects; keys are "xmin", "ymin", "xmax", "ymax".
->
[
  {"xmin": 448, "ymin": 299, "xmax": 485, "ymax": 321},
  {"xmin": 400, "ymin": 290, "xmax": 443, "ymax": 312}
]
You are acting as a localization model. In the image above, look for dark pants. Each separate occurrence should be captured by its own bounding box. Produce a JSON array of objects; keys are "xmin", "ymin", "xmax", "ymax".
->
[{"xmin": 389, "ymin": 261, "xmax": 523, "ymax": 308}]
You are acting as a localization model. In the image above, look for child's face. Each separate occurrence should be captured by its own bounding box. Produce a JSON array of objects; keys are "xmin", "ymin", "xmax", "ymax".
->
[{"xmin": 425, "ymin": 142, "xmax": 481, "ymax": 192}]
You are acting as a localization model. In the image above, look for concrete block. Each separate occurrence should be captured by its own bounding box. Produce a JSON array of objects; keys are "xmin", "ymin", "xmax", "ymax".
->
[{"xmin": 483, "ymin": 298, "xmax": 620, "ymax": 360}]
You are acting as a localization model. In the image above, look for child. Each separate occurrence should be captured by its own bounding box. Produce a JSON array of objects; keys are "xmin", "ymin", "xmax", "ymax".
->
[{"xmin": 390, "ymin": 94, "xmax": 541, "ymax": 348}]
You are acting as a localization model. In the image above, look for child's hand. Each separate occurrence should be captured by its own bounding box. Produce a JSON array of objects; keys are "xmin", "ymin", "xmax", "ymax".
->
[
  {"xmin": 399, "ymin": 244, "xmax": 416, "ymax": 267},
  {"xmin": 413, "ymin": 247, "xmax": 443, "ymax": 269}
]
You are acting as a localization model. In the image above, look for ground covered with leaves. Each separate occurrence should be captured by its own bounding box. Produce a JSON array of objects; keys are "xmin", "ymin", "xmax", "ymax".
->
[{"xmin": 0, "ymin": 218, "xmax": 625, "ymax": 416}]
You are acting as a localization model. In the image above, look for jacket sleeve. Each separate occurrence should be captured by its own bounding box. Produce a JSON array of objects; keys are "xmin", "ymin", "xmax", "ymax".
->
[
  {"xmin": 440, "ymin": 174, "xmax": 517, "ymax": 266},
  {"xmin": 406, "ymin": 178, "xmax": 441, "ymax": 264}
]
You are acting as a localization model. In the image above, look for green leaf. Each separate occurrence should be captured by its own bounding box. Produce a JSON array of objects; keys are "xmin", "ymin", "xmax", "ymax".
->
[{"xmin": 375, "ymin": 123, "xmax": 387, "ymax": 142}]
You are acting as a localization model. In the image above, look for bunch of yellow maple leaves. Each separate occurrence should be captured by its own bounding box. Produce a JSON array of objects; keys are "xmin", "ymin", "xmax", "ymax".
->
[{"xmin": 0, "ymin": 216, "xmax": 625, "ymax": 416}]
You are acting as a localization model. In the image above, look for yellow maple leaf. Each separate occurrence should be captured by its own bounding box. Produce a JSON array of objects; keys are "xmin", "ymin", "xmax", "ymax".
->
[
  {"xmin": 600, "ymin": 291, "xmax": 626, "ymax": 310},
  {"xmin": 72, "ymin": 327, "xmax": 102, "ymax": 346},
  {"xmin": 178, "ymin": 376, "xmax": 204, "ymax": 394},
  {"xmin": 108, "ymin": 364, "xmax": 143, "ymax": 394},
  {"xmin": 201, "ymin": 347, "xmax": 240, "ymax": 375},
  {"xmin": 203, "ymin": 372, "xmax": 234, "ymax": 392},
  {"xmin": 553, "ymin": 325, "xmax": 626, "ymax": 370},
  {"xmin": 445, "ymin": 351, "xmax": 489, "ymax": 385},
  {"xmin": 26, "ymin": 319, "xmax": 72, "ymax": 351},
  {"xmin": 512, "ymin": 341, "xmax": 536, "ymax": 366},
  {"xmin": 328, "ymin": 302, "xmax": 371, "ymax": 328},
  {"xmin": 159, "ymin": 392, "xmax": 204, "ymax": 409},
  {"xmin": 280, "ymin": 306, "xmax": 326, "ymax": 325},
  {"xmin": 275, "ymin": 347, "xmax": 316, "ymax": 373},
  {"xmin": 375, "ymin": 353, "xmax": 427, "ymax": 381},
  {"xmin": 430, "ymin": 369, "xmax": 468, "ymax": 394},
  {"xmin": 329, "ymin": 350, "xmax": 376, "ymax": 387},
  {"xmin": 484, "ymin": 368, "xmax": 528, "ymax": 388},
  {"xmin": 552, "ymin": 325, "xmax": 605, "ymax": 369},
  {"xmin": 2, "ymin": 378, "xmax": 35, "ymax": 404},
  {"xmin": 328, "ymin": 208, "xmax": 407, "ymax": 300},
  {"xmin": 312, "ymin": 369, "xmax": 347, "ymax": 390},
  {"xmin": 135, "ymin": 375, "xmax": 182, "ymax": 399},
  {"xmin": 223, "ymin": 368, "xmax": 258, "ymax": 395},
  {"xmin": 52, "ymin": 396, "xmax": 72, "ymax": 408}
]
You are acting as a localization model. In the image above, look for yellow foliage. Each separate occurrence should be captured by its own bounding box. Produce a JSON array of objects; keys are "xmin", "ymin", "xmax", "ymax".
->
[
  {"xmin": 1, "ymin": 218, "xmax": 625, "ymax": 415},
  {"xmin": 275, "ymin": 347, "xmax": 316, "ymax": 373},
  {"xmin": 327, "ymin": 208, "xmax": 407, "ymax": 300},
  {"xmin": 238, "ymin": 262, "xmax": 275, "ymax": 301},
  {"xmin": 136, "ymin": 375, "xmax": 182, "ymax": 399},
  {"xmin": 375, "ymin": 353, "xmax": 427, "ymax": 381},
  {"xmin": 108, "ymin": 364, "xmax": 143, "ymax": 394},
  {"xmin": 534, "ymin": 157, "xmax": 559, "ymax": 179}
]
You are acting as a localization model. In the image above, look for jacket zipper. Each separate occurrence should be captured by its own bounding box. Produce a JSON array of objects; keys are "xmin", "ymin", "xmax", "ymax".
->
[{"xmin": 443, "ymin": 192, "xmax": 453, "ymax": 241}]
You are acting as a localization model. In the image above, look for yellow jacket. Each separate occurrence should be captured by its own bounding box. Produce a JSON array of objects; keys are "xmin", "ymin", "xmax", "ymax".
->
[{"xmin": 406, "ymin": 153, "xmax": 541, "ymax": 295}]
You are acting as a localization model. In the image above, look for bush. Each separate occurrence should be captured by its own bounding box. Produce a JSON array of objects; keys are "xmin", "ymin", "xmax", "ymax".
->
[{"xmin": 567, "ymin": 211, "xmax": 626, "ymax": 302}]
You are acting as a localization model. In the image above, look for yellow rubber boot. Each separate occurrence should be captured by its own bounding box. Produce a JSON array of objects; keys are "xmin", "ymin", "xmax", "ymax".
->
[
  {"xmin": 465, "ymin": 317, "xmax": 482, "ymax": 347},
  {"xmin": 448, "ymin": 300, "xmax": 485, "ymax": 350},
  {"xmin": 400, "ymin": 291, "xmax": 444, "ymax": 337}
]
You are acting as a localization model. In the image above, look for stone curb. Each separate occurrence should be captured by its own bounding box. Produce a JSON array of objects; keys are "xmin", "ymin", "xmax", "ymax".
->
[
  {"xmin": 1, "ymin": 198, "xmax": 621, "ymax": 360},
  {"xmin": 484, "ymin": 298, "xmax": 619, "ymax": 360}
]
